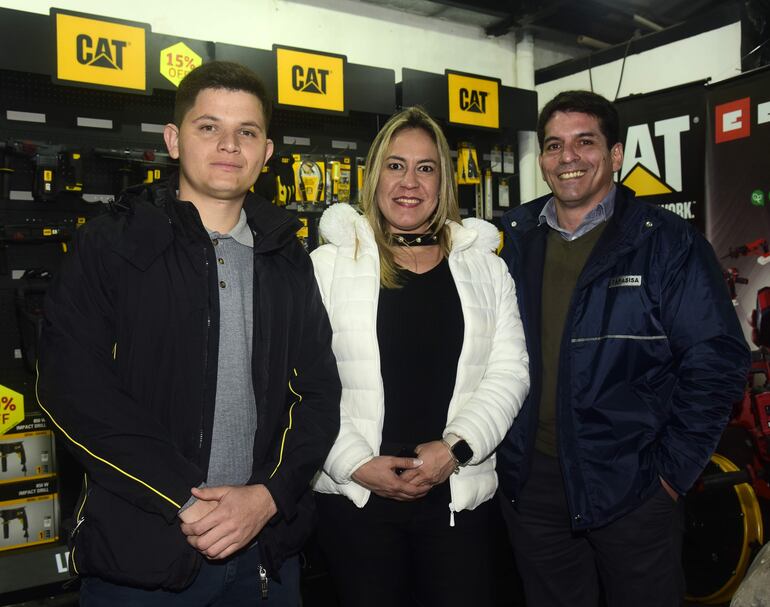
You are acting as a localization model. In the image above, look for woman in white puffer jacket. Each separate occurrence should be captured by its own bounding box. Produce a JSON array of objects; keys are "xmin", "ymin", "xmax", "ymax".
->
[{"xmin": 310, "ymin": 106, "xmax": 529, "ymax": 607}]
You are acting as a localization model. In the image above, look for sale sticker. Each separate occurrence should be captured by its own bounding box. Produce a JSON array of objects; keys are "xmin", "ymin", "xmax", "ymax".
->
[
  {"xmin": 160, "ymin": 42, "xmax": 202, "ymax": 88},
  {"xmin": 0, "ymin": 385, "xmax": 24, "ymax": 435}
]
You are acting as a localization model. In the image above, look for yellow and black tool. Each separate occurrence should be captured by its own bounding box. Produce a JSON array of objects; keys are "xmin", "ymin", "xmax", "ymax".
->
[
  {"xmin": 356, "ymin": 158, "xmax": 366, "ymax": 204},
  {"xmin": 457, "ymin": 143, "xmax": 480, "ymax": 186},
  {"xmin": 293, "ymin": 155, "xmax": 325, "ymax": 204},
  {"xmin": 325, "ymin": 156, "xmax": 352, "ymax": 203}
]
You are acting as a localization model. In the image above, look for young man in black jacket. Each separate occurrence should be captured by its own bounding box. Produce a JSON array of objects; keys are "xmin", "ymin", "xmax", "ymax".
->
[{"xmin": 37, "ymin": 61, "xmax": 341, "ymax": 605}]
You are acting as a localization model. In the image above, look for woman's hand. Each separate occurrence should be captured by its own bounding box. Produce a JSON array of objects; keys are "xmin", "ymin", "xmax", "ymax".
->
[
  {"xmin": 400, "ymin": 441, "xmax": 456, "ymax": 488},
  {"xmin": 352, "ymin": 455, "xmax": 429, "ymax": 501}
]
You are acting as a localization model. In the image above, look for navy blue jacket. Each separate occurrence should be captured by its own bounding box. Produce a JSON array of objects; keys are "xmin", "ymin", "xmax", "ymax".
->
[{"xmin": 497, "ymin": 185, "xmax": 749, "ymax": 530}]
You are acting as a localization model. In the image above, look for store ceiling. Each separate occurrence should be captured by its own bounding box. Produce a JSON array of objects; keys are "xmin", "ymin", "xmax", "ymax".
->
[{"xmin": 355, "ymin": 0, "xmax": 743, "ymax": 47}]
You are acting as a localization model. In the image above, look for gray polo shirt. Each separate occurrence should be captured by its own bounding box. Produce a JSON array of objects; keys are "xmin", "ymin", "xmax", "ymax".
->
[{"xmin": 205, "ymin": 209, "xmax": 257, "ymax": 487}]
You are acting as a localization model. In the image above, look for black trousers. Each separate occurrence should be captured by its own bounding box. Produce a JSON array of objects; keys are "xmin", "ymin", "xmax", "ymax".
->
[
  {"xmin": 500, "ymin": 450, "xmax": 685, "ymax": 607},
  {"xmin": 315, "ymin": 488, "xmax": 495, "ymax": 607}
]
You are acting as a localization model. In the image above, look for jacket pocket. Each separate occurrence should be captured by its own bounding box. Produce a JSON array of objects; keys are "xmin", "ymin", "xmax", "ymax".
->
[{"xmin": 74, "ymin": 484, "xmax": 201, "ymax": 591}]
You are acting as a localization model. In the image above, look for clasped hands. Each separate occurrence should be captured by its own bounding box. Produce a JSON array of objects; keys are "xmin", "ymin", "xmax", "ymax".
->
[
  {"xmin": 178, "ymin": 484, "xmax": 277, "ymax": 560},
  {"xmin": 351, "ymin": 440, "xmax": 457, "ymax": 501}
]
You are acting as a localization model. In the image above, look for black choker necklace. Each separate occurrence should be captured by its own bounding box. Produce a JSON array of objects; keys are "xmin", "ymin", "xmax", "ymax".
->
[{"xmin": 391, "ymin": 233, "xmax": 438, "ymax": 246}]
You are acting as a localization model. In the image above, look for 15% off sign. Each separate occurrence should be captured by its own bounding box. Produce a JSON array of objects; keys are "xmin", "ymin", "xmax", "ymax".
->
[
  {"xmin": 160, "ymin": 42, "xmax": 202, "ymax": 87},
  {"xmin": 0, "ymin": 385, "xmax": 24, "ymax": 434}
]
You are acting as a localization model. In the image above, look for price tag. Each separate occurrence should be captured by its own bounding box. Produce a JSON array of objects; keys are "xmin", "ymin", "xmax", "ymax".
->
[
  {"xmin": 160, "ymin": 42, "xmax": 202, "ymax": 88},
  {"xmin": 0, "ymin": 385, "xmax": 24, "ymax": 435}
]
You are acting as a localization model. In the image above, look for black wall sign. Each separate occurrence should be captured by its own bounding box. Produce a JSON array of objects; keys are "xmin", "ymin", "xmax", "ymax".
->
[{"xmin": 615, "ymin": 81, "xmax": 707, "ymax": 233}]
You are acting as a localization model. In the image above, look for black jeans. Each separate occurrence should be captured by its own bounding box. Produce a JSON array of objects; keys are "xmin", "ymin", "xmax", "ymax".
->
[
  {"xmin": 79, "ymin": 548, "xmax": 300, "ymax": 607},
  {"xmin": 315, "ymin": 488, "xmax": 495, "ymax": 607},
  {"xmin": 501, "ymin": 450, "xmax": 685, "ymax": 607}
]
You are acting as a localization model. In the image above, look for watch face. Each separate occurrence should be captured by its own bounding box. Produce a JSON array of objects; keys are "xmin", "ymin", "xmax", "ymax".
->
[{"xmin": 452, "ymin": 440, "xmax": 473, "ymax": 465}]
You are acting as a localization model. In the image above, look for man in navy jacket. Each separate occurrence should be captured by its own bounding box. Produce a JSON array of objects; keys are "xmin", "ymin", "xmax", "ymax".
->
[{"xmin": 498, "ymin": 90, "xmax": 749, "ymax": 607}]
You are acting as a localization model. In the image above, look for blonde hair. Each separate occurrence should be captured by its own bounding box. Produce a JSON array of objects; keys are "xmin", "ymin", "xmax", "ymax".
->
[{"xmin": 360, "ymin": 106, "xmax": 461, "ymax": 289}]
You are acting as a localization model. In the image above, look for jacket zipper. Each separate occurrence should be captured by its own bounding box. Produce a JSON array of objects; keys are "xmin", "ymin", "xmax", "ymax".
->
[
  {"xmin": 259, "ymin": 564, "xmax": 269, "ymax": 599},
  {"xmin": 200, "ymin": 244, "xmax": 210, "ymax": 452},
  {"xmin": 69, "ymin": 473, "xmax": 89, "ymax": 575},
  {"xmin": 269, "ymin": 369, "xmax": 302, "ymax": 479}
]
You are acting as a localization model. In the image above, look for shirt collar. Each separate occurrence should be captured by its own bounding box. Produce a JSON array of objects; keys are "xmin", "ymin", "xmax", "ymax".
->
[
  {"xmin": 206, "ymin": 209, "xmax": 254, "ymax": 248},
  {"xmin": 538, "ymin": 184, "xmax": 616, "ymax": 241}
]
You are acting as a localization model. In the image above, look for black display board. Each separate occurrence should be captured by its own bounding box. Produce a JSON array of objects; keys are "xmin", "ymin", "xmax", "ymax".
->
[
  {"xmin": 399, "ymin": 68, "xmax": 537, "ymax": 132},
  {"xmin": 705, "ymin": 65, "xmax": 770, "ymax": 347}
]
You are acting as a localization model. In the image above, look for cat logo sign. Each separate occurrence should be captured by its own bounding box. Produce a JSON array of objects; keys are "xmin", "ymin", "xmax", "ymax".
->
[
  {"xmin": 447, "ymin": 72, "xmax": 500, "ymax": 129},
  {"xmin": 620, "ymin": 115, "xmax": 690, "ymax": 196},
  {"xmin": 292, "ymin": 66, "xmax": 328, "ymax": 94},
  {"xmin": 54, "ymin": 10, "xmax": 148, "ymax": 92},
  {"xmin": 276, "ymin": 47, "xmax": 344, "ymax": 112}
]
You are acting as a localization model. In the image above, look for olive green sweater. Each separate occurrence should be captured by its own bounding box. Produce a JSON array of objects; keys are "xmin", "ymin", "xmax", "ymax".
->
[{"xmin": 535, "ymin": 223, "xmax": 607, "ymax": 457}]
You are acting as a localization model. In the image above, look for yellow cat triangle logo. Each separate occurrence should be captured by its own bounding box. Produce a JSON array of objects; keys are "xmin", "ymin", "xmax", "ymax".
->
[{"xmin": 621, "ymin": 163, "xmax": 674, "ymax": 197}]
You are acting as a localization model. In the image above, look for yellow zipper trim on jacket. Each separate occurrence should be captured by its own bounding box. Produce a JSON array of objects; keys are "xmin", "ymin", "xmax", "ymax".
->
[
  {"xmin": 70, "ymin": 473, "xmax": 89, "ymax": 576},
  {"xmin": 75, "ymin": 473, "xmax": 88, "ymax": 523},
  {"xmin": 35, "ymin": 362, "xmax": 182, "ymax": 509},
  {"xmin": 269, "ymin": 368, "xmax": 303, "ymax": 479}
]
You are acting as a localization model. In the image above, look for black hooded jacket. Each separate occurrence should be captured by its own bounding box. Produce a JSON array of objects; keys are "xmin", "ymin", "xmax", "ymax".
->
[{"xmin": 37, "ymin": 180, "xmax": 341, "ymax": 590}]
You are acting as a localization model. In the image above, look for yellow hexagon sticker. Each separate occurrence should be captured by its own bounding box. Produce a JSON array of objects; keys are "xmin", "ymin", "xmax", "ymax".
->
[
  {"xmin": 160, "ymin": 42, "xmax": 202, "ymax": 88},
  {"xmin": 0, "ymin": 385, "xmax": 24, "ymax": 435}
]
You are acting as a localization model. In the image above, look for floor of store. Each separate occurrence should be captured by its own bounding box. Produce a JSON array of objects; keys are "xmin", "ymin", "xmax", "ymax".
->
[{"xmin": 0, "ymin": 591, "xmax": 725, "ymax": 607}]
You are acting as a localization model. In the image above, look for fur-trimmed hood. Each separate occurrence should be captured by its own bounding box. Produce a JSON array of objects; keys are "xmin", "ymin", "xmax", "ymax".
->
[{"xmin": 318, "ymin": 203, "xmax": 500, "ymax": 253}]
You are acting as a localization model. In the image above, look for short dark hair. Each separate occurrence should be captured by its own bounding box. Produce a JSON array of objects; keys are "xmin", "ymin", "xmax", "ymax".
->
[
  {"xmin": 537, "ymin": 90, "xmax": 619, "ymax": 151},
  {"xmin": 173, "ymin": 61, "xmax": 273, "ymax": 129}
]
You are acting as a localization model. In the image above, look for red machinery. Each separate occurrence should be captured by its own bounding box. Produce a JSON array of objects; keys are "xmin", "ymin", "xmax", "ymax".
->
[{"xmin": 685, "ymin": 256, "xmax": 770, "ymax": 604}]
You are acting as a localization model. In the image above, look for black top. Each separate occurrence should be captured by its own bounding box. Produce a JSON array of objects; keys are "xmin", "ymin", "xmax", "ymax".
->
[{"xmin": 377, "ymin": 257, "xmax": 464, "ymax": 455}]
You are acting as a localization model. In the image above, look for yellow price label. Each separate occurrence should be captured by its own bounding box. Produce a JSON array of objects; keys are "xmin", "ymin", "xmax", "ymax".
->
[
  {"xmin": 0, "ymin": 385, "xmax": 24, "ymax": 435},
  {"xmin": 160, "ymin": 42, "xmax": 202, "ymax": 88}
]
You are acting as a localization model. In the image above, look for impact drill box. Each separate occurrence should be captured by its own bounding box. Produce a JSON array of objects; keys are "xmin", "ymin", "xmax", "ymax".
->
[
  {"xmin": 0, "ymin": 475, "xmax": 60, "ymax": 551},
  {"xmin": 0, "ymin": 414, "xmax": 55, "ymax": 482}
]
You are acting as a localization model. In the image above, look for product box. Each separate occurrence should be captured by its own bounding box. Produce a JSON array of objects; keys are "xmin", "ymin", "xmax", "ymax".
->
[
  {"xmin": 0, "ymin": 430, "xmax": 55, "ymax": 482},
  {"xmin": 324, "ymin": 155, "xmax": 352, "ymax": 204},
  {"xmin": 0, "ymin": 475, "xmax": 60, "ymax": 551}
]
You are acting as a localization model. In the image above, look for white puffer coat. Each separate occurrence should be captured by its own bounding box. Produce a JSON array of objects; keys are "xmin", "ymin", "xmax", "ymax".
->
[{"xmin": 310, "ymin": 203, "xmax": 529, "ymax": 515}]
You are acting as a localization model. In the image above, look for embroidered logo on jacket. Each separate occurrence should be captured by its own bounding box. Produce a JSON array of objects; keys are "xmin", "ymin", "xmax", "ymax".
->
[{"xmin": 609, "ymin": 275, "xmax": 642, "ymax": 288}]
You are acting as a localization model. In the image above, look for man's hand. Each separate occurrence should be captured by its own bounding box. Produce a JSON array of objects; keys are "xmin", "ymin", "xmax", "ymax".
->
[
  {"xmin": 178, "ymin": 492, "xmax": 219, "ymax": 525},
  {"xmin": 180, "ymin": 484, "xmax": 278, "ymax": 559},
  {"xmin": 400, "ymin": 440, "xmax": 456, "ymax": 488},
  {"xmin": 351, "ymin": 455, "xmax": 428, "ymax": 501}
]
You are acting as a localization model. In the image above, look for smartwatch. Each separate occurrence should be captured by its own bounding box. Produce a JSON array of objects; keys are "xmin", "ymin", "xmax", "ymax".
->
[{"xmin": 443, "ymin": 433, "xmax": 473, "ymax": 466}]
